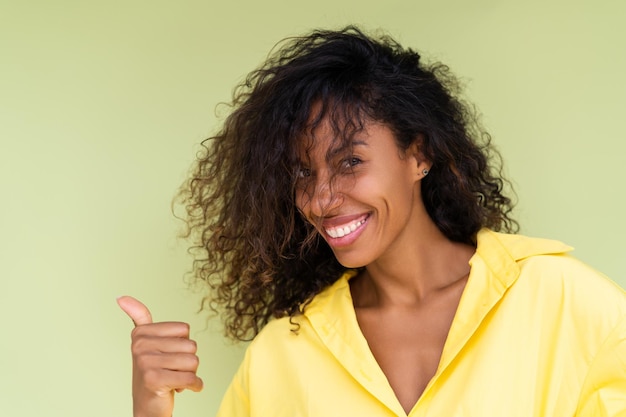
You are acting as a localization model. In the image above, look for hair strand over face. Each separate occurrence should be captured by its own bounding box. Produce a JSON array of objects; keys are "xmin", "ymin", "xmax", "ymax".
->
[{"xmin": 175, "ymin": 25, "xmax": 518, "ymax": 341}]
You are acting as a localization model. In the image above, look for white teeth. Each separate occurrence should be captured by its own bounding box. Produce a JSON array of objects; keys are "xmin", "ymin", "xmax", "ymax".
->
[{"xmin": 325, "ymin": 219, "xmax": 365, "ymax": 239}]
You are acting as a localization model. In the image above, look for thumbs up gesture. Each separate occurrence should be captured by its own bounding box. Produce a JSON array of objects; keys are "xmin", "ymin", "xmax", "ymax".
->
[{"xmin": 117, "ymin": 296, "xmax": 204, "ymax": 417}]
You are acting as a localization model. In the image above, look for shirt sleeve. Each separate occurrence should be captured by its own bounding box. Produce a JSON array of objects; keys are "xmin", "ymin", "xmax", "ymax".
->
[
  {"xmin": 575, "ymin": 314, "xmax": 626, "ymax": 417},
  {"xmin": 215, "ymin": 347, "xmax": 251, "ymax": 417}
]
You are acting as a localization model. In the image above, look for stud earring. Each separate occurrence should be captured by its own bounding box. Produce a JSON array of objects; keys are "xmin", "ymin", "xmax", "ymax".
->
[{"xmin": 422, "ymin": 169, "xmax": 429, "ymax": 176}]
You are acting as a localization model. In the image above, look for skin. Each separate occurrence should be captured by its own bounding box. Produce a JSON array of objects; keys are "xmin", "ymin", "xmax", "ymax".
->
[
  {"xmin": 117, "ymin": 296, "xmax": 203, "ymax": 417},
  {"xmin": 119, "ymin": 117, "xmax": 474, "ymax": 416},
  {"xmin": 296, "ymin": 119, "xmax": 475, "ymax": 413}
]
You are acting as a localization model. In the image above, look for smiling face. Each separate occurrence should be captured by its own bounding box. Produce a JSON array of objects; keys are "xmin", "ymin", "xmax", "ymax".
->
[{"xmin": 295, "ymin": 118, "xmax": 432, "ymax": 268}]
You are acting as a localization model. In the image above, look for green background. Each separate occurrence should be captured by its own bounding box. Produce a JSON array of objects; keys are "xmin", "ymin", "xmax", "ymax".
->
[{"xmin": 1, "ymin": 1, "xmax": 624, "ymax": 416}]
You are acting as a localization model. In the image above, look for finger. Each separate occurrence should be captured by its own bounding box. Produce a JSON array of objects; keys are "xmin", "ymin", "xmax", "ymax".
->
[
  {"xmin": 132, "ymin": 335, "xmax": 197, "ymax": 353},
  {"xmin": 170, "ymin": 372, "xmax": 203, "ymax": 393},
  {"xmin": 144, "ymin": 369, "xmax": 204, "ymax": 393},
  {"xmin": 137, "ymin": 352, "xmax": 200, "ymax": 373},
  {"xmin": 187, "ymin": 376, "xmax": 203, "ymax": 393},
  {"xmin": 117, "ymin": 295, "xmax": 153, "ymax": 326},
  {"xmin": 131, "ymin": 321, "xmax": 191, "ymax": 339}
]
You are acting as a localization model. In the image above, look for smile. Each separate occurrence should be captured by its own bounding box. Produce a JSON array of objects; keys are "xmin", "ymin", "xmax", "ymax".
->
[{"xmin": 324, "ymin": 215, "xmax": 368, "ymax": 239}]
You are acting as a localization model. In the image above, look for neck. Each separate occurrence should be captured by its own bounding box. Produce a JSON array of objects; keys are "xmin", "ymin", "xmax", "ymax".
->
[{"xmin": 351, "ymin": 215, "xmax": 475, "ymax": 309}]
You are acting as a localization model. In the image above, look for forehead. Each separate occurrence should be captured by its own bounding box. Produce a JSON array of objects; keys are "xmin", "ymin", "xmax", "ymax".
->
[
  {"xmin": 296, "ymin": 116, "xmax": 369, "ymax": 160},
  {"xmin": 295, "ymin": 100, "xmax": 371, "ymax": 156}
]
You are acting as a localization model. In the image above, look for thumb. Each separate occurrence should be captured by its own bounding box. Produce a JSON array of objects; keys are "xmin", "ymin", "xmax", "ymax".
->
[{"xmin": 117, "ymin": 295, "xmax": 153, "ymax": 326}]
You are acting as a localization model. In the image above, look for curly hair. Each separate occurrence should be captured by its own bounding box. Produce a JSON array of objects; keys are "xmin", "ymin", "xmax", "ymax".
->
[{"xmin": 177, "ymin": 26, "xmax": 518, "ymax": 341}]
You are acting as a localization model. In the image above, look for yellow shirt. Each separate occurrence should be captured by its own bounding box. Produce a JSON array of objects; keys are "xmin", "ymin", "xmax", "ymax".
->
[{"xmin": 217, "ymin": 230, "xmax": 626, "ymax": 416}]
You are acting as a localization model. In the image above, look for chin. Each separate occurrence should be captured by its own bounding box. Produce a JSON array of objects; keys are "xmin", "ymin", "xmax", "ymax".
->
[{"xmin": 331, "ymin": 250, "xmax": 370, "ymax": 269}]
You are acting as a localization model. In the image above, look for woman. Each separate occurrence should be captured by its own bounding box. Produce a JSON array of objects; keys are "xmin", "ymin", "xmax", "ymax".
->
[{"xmin": 118, "ymin": 27, "xmax": 626, "ymax": 416}]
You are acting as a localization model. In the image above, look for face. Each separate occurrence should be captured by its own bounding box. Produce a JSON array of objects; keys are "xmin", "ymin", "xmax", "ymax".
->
[{"xmin": 295, "ymin": 118, "xmax": 430, "ymax": 268}]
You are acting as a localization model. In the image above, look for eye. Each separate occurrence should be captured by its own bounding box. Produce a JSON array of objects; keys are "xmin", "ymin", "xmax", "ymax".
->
[
  {"xmin": 342, "ymin": 157, "xmax": 362, "ymax": 169},
  {"xmin": 297, "ymin": 167, "xmax": 311, "ymax": 179}
]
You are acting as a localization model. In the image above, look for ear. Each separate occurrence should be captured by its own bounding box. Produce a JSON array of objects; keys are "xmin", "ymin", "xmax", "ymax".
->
[{"xmin": 407, "ymin": 134, "xmax": 432, "ymax": 180}]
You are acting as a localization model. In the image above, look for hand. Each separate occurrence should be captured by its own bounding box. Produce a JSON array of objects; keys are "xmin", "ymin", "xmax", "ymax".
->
[{"xmin": 117, "ymin": 296, "xmax": 203, "ymax": 417}]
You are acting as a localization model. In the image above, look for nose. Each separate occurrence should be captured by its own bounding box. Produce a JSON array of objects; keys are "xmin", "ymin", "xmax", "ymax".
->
[
  {"xmin": 310, "ymin": 178, "xmax": 332, "ymax": 218},
  {"xmin": 304, "ymin": 172, "xmax": 341, "ymax": 220}
]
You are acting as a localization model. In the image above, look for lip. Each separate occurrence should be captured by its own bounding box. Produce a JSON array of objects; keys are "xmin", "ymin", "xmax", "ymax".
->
[
  {"xmin": 322, "ymin": 213, "xmax": 370, "ymax": 248},
  {"xmin": 322, "ymin": 213, "xmax": 369, "ymax": 228}
]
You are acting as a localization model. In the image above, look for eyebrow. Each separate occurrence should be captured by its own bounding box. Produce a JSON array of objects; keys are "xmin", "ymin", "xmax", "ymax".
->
[{"xmin": 327, "ymin": 139, "xmax": 368, "ymax": 159}]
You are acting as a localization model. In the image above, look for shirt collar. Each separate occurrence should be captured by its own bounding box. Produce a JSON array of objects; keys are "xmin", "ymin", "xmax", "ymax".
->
[
  {"xmin": 302, "ymin": 229, "xmax": 573, "ymax": 415},
  {"xmin": 436, "ymin": 229, "xmax": 573, "ymax": 381}
]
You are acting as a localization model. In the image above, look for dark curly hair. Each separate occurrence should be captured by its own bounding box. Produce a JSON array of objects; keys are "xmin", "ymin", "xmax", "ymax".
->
[{"xmin": 177, "ymin": 26, "xmax": 517, "ymax": 341}]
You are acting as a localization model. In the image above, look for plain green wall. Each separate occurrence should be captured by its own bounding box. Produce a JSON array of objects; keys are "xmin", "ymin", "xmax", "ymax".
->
[{"xmin": 1, "ymin": 1, "xmax": 624, "ymax": 416}]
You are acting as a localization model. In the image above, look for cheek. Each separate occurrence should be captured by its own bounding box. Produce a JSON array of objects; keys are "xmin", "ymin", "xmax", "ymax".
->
[
  {"xmin": 366, "ymin": 166, "xmax": 417, "ymax": 213},
  {"xmin": 358, "ymin": 165, "xmax": 414, "ymax": 197}
]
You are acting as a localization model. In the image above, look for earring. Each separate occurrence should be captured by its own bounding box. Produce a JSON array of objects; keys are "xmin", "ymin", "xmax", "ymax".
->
[{"xmin": 422, "ymin": 169, "xmax": 429, "ymax": 176}]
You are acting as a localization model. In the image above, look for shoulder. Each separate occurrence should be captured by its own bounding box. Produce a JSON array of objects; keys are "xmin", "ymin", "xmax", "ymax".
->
[
  {"xmin": 247, "ymin": 316, "xmax": 307, "ymax": 353},
  {"xmin": 520, "ymin": 251, "xmax": 622, "ymax": 294},
  {"xmin": 478, "ymin": 228, "xmax": 626, "ymax": 320},
  {"xmin": 246, "ymin": 269, "xmax": 357, "ymax": 358},
  {"xmin": 247, "ymin": 277, "xmax": 344, "ymax": 349},
  {"xmin": 519, "ymin": 253, "xmax": 626, "ymax": 321}
]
